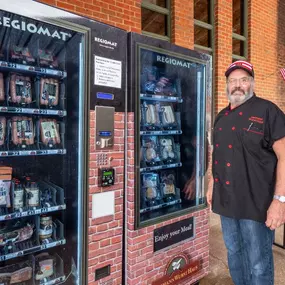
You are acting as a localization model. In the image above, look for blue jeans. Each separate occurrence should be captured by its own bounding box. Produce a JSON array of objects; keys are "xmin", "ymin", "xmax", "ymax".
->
[{"xmin": 220, "ymin": 216, "xmax": 274, "ymax": 285}]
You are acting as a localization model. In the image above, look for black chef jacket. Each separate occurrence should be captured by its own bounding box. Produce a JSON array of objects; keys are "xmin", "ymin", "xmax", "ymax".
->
[{"xmin": 212, "ymin": 94, "xmax": 285, "ymax": 222}]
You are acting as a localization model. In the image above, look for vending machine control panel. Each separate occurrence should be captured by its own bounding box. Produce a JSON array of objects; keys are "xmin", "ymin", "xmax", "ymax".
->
[
  {"xmin": 99, "ymin": 168, "xmax": 115, "ymax": 187},
  {"xmin": 95, "ymin": 106, "xmax": 114, "ymax": 150}
]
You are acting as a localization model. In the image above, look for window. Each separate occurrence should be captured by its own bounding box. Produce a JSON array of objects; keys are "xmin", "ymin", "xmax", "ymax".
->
[
  {"xmin": 194, "ymin": 0, "xmax": 214, "ymax": 54},
  {"xmin": 232, "ymin": 0, "xmax": 248, "ymax": 60},
  {"xmin": 141, "ymin": 0, "xmax": 171, "ymax": 41}
]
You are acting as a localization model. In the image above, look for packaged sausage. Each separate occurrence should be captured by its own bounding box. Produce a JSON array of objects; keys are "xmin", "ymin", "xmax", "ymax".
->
[
  {"xmin": 39, "ymin": 49, "xmax": 58, "ymax": 68},
  {"xmin": 141, "ymin": 101, "xmax": 161, "ymax": 130},
  {"xmin": 160, "ymin": 103, "xmax": 177, "ymax": 129},
  {"xmin": 40, "ymin": 78, "xmax": 59, "ymax": 107},
  {"xmin": 39, "ymin": 119, "xmax": 61, "ymax": 147},
  {"xmin": 10, "ymin": 74, "xmax": 32, "ymax": 104},
  {"xmin": 11, "ymin": 116, "xmax": 34, "ymax": 146},
  {"xmin": 10, "ymin": 46, "xmax": 35, "ymax": 64},
  {"xmin": 0, "ymin": 117, "xmax": 6, "ymax": 146},
  {"xmin": 0, "ymin": 73, "xmax": 5, "ymax": 102}
]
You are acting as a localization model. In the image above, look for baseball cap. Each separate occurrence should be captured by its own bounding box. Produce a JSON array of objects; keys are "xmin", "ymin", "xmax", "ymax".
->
[{"xmin": 225, "ymin": 60, "xmax": 254, "ymax": 78}]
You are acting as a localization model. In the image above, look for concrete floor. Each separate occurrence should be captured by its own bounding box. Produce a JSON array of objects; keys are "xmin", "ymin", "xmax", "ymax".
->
[{"xmin": 200, "ymin": 213, "xmax": 285, "ymax": 285}]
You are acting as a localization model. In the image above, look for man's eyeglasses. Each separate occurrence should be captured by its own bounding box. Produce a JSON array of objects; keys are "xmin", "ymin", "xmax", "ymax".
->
[{"xmin": 227, "ymin": 77, "xmax": 251, "ymax": 86}]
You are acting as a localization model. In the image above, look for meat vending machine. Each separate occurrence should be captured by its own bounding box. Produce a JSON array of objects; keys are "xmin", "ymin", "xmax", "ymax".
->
[
  {"xmin": 126, "ymin": 33, "xmax": 212, "ymax": 284},
  {"xmin": 0, "ymin": 3, "xmax": 89, "ymax": 285}
]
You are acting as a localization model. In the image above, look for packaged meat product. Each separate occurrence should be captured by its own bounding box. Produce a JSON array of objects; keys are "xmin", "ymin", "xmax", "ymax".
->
[
  {"xmin": 142, "ymin": 136, "xmax": 160, "ymax": 166},
  {"xmin": 141, "ymin": 173, "xmax": 161, "ymax": 207},
  {"xmin": 0, "ymin": 73, "xmax": 5, "ymax": 101},
  {"xmin": 40, "ymin": 78, "xmax": 59, "ymax": 106},
  {"xmin": 161, "ymin": 171, "xmax": 178, "ymax": 202},
  {"xmin": 159, "ymin": 136, "xmax": 178, "ymax": 163},
  {"xmin": 141, "ymin": 101, "xmax": 160, "ymax": 129},
  {"xmin": 35, "ymin": 253, "xmax": 55, "ymax": 280},
  {"xmin": 39, "ymin": 49, "xmax": 58, "ymax": 68},
  {"xmin": 10, "ymin": 267, "xmax": 32, "ymax": 284},
  {"xmin": 0, "ymin": 117, "xmax": 6, "ymax": 146},
  {"xmin": 10, "ymin": 46, "xmax": 35, "ymax": 64},
  {"xmin": 39, "ymin": 119, "xmax": 61, "ymax": 146},
  {"xmin": 10, "ymin": 74, "xmax": 32, "ymax": 104},
  {"xmin": 160, "ymin": 104, "xmax": 176, "ymax": 128},
  {"xmin": 11, "ymin": 117, "xmax": 34, "ymax": 146},
  {"xmin": 0, "ymin": 222, "xmax": 34, "ymax": 246},
  {"xmin": 0, "ymin": 175, "xmax": 11, "ymax": 208}
]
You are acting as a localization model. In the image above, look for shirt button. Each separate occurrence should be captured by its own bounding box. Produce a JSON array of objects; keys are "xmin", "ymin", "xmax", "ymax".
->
[
  {"xmin": 232, "ymin": 127, "xmax": 236, "ymax": 130},
  {"xmin": 219, "ymin": 128, "xmax": 222, "ymax": 131},
  {"xmin": 216, "ymin": 144, "xmax": 219, "ymax": 148},
  {"xmin": 226, "ymin": 181, "xmax": 230, "ymax": 185},
  {"xmin": 227, "ymin": 163, "xmax": 231, "ymax": 167},
  {"xmin": 215, "ymin": 160, "xmax": 218, "ymax": 164},
  {"xmin": 225, "ymin": 112, "xmax": 229, "ymax": 116},
  {"xmin": 228, "ymin": 144, "xmax": 232, "ymax": 149},
  {"xmin": 215, "ymin": 178, "xmax": 219, "ymax": 182},
  {"xmin": 239, "ymin": 112, "xmax": 243, "ymax": 116}
]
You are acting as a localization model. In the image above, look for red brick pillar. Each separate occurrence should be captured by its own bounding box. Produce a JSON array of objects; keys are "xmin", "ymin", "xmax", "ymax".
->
[
  {"xmin": 214, "ymin": 0, "xmax": 232, "ymax": 113},
  {"xmin": 171, "ymin": 0, "xmax": 194, "ymax": 49}
]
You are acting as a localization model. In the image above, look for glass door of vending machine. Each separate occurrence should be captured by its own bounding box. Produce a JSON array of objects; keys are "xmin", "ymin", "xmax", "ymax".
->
[
  {"xmin": 0, "ymin": 6, "xmax": 89, "ymax": 285},
  {"xmin": 129, "ymin": 34, "xmax": 212, "ymax": 228}
]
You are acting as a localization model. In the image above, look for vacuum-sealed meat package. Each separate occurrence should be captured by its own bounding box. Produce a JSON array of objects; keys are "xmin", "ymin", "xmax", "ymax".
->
[
  {"xmin": 10, "ymin": 74, "xmax": 32, "ymax": 104},
  {"xmin": 160, "ymin": 171, "xmax": 179, "ymax": 202},
  {"xmin": 142, "ymin": 136, "xmax": 160, "ymax": 166},
  {"xmin": 0, "ymin": 73, "xmax": 5, "ymax": 101},
  {"xmin": 39, "ymin": 49, "xmax": 58, "ymax": 69},
  {"xmin": 0, "ymin": 117, "xmax": 6, "ymax": 146},
  {"xmin": 10, "ymin": 46, "xmax": 35, "ymax": 64},
  {"xmin": 159, "ymin": 136, "xmax": 179, "ymax": 163},
  {"xmin": 160, "ymin": 103, "xmax": 177, "ymax": 129},
  {"xmin": 141, "ymin": 173, "xmax": 161, "ymax": 208},
  {"xmin": 11, "ymin": 116, "xmax": 34, "ymax": 146},
  {"xmin": 40, "ymin": 78, "xmax": 59, "ymax": 107},
  {"xmin": 39, "ymin": 119, "xmax": 61, "ymax": 147}
]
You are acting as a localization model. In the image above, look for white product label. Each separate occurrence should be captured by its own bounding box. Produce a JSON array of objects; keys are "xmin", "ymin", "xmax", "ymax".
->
[
  {"xmin": 26, "ymin": 188, "xmax": 39, "ymax": 206},
  {"xmin": 14, "ymin": 189, "xmax": 24, "ymax": 209},
  {"xmin": 41, "ymin": 121, "xmax": 57, "ymax": 140}
]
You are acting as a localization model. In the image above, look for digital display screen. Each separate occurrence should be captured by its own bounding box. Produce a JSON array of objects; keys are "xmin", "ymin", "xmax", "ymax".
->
[
  {"xmin": 103, "ymin": 171, "xmax": 113, "ymax": 176},
  {"xmin": 99, "ymin": 131, "xmax": 112, "ymax": 136},
  {"xmin": 96, "ymin": 92, "xmax": 114, "ymax": 100}
]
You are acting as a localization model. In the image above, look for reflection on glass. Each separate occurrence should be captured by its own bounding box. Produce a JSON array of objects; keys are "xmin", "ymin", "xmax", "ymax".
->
[
  {"xmin": 138, "ymin": 48, "xmax": 207, "ymax": 224},
  {"xmin": 233, "ymin": 0, "xmax": 244, "ymax": 35},
  {"xmin": 194, "ymin": 0, "xmax": 211, "ymax": 24},
  {"xmin": 142, "ymin": 8, "xmax": 167, "ymax": 36},
  {"xmin": 232, "ymin": 39, "xmax": 244, "ymax": 56},
  {"xmin": 194, "ymin": 25, "xmax": 211, "ymax": 48},
  {"xmin": 143, "ymin": 0, "xmax": 167, "ymax": 7}
]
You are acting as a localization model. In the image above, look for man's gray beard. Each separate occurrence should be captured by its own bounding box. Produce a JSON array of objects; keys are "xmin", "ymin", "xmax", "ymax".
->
[{"xmin": 227, "ymin": 86, "xmax": 254, "ymax": 107}]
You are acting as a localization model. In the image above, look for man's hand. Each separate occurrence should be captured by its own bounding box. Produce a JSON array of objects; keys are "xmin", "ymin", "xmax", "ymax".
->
[
  {"xmin": 266, "ymin": 200, "xmax": 285, "ymax": 230},
  {"xmin": 206, "ymin": 177, "xmax": 213, "ymax": 210}
]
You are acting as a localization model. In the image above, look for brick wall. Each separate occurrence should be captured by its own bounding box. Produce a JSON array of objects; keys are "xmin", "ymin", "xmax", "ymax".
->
[
  {"xmin": 39, "ymin": 0, "xmax": 141, "ymax": 33},
  {"xmin": 248, "ymin": 0, "xmax": 285, "ymax": 112},
  {"xmin": 214, "ymin": 0, "xmax": 232, "ymax": 113},
  {"xmin": 87, "ymin": 111, "xmax": 125, "ymax": 285},
  {"xmin": 171, "ymin": 0, "xmax": 194, "ymax": 49}
]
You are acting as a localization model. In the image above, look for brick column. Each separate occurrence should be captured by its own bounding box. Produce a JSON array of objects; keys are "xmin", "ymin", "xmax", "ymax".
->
[
  {"xmin": 248, "ymin": 0, "xmax": 285, "ymax": 111},
  {"xmin": 214, "ymin": 0, "xmax": 232, "ymax": 113},
  {"xmin": 171, "ymin": 0, "xmax": 194, "ymax": 49}
]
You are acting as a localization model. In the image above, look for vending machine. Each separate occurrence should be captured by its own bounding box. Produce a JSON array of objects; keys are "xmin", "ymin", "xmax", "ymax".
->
[
  {"xmin": 126, "ymin": 33, "xmax": 212, "ymax": 284},
  {"xmin": 0, "ymin": 3, "xmax": 90, "ymax": 284}
]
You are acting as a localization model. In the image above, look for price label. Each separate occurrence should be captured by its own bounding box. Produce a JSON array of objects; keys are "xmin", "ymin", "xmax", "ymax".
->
[
  {"xmin": 27, "ymin": 210, "xmax": 35, "ymax": 215},
  {"xmin": 6, "ymin": 251, "xmax": 23, "ymax": 259},
  {"xmin": 40, "ymin": 109, "xmax": 48, "ymax": 114},
  {"xmin": 40, "ymin": 68, "xmax": 46, "ymax": 73},
  {"xmin": 41, "ymin": 207, "xmax": 48, "ymax": 213},
  {"xmin": 8, "ymin": 62, "xmax": 17, "ymax": 68},
  {"xmin": 11, "ymin": 151, "xmax": 20, "ymax": 156}
]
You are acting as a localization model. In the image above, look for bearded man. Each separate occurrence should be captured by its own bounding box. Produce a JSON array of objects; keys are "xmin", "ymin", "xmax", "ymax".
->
[{"xmin": 207, "ymin": 60, "xmax": 285, "ymax": 285}]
